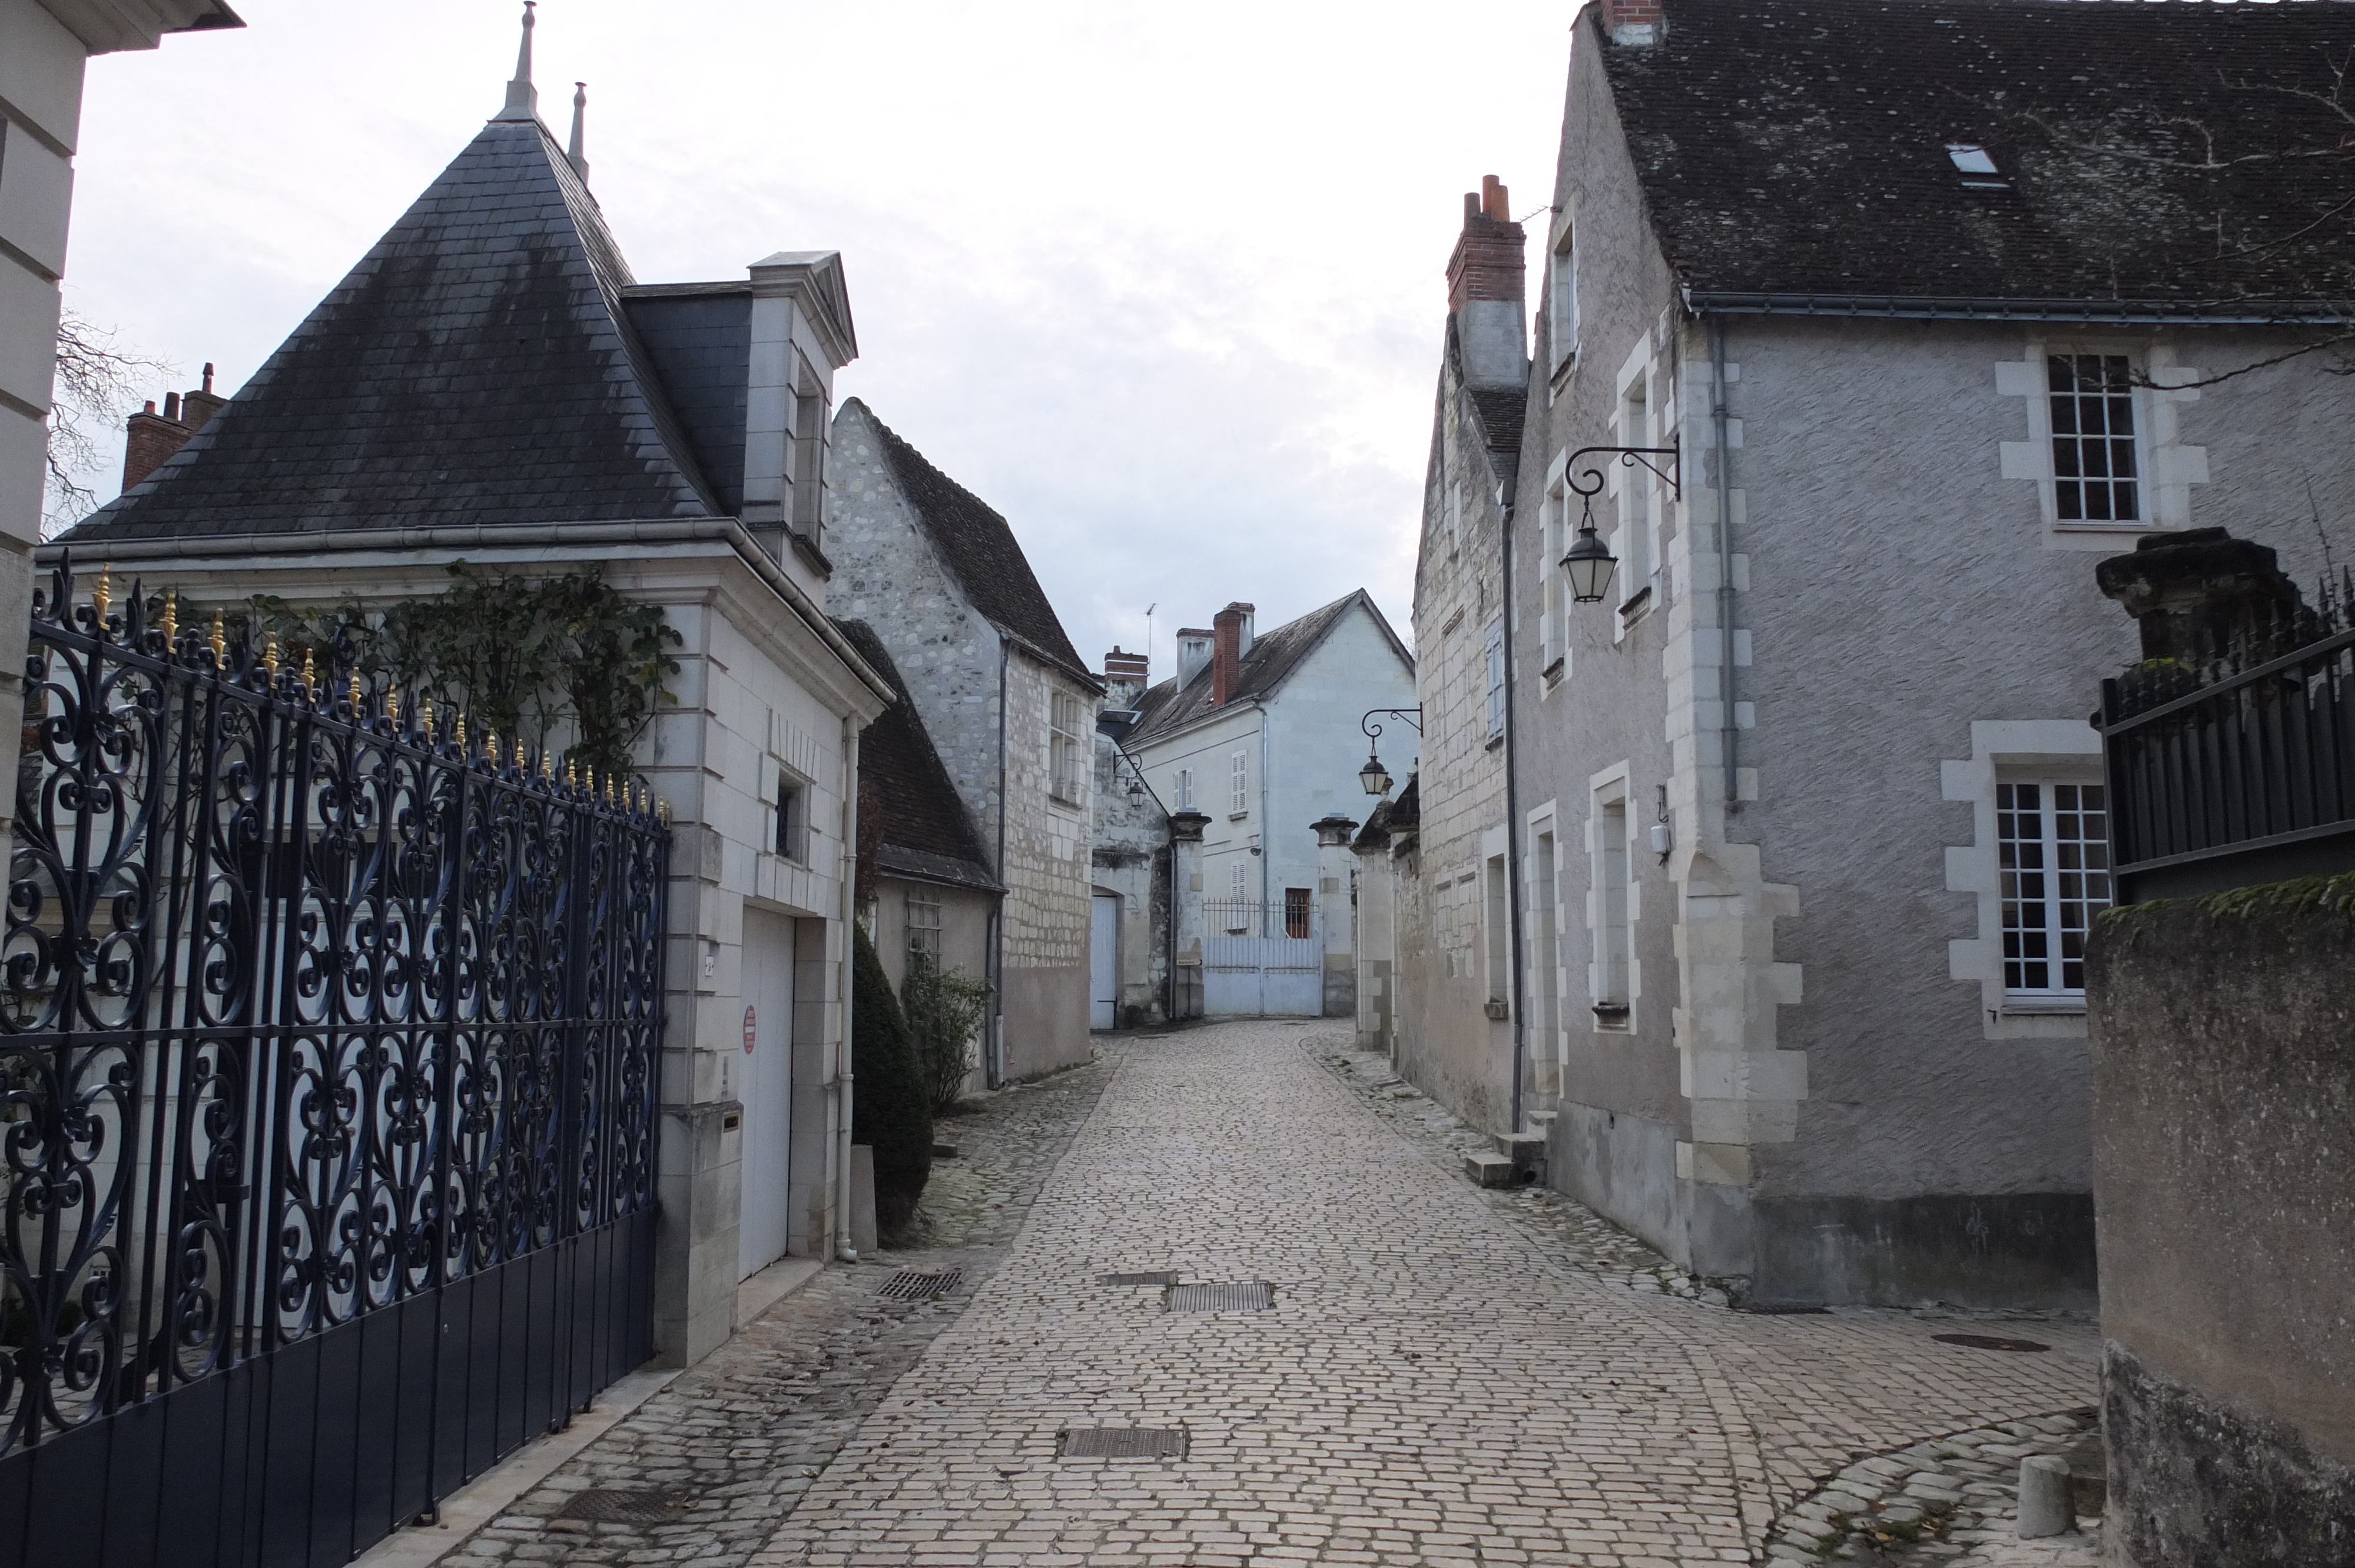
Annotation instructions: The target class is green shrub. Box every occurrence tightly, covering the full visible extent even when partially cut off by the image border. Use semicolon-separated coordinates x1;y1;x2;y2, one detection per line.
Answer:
902;955;993;1113
851;923;933;1234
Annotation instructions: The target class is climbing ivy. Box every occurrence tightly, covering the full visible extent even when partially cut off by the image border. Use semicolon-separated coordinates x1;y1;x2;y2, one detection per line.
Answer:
245;562;682;782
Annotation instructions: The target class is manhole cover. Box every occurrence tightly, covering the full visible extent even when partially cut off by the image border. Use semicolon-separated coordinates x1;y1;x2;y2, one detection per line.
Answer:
556;1488;697;1523
1100;1270;1182;1286
1163;1281;1274;1313
1057;1426;1189;1459
1932;1333;2050;1353
877;1268;963;1301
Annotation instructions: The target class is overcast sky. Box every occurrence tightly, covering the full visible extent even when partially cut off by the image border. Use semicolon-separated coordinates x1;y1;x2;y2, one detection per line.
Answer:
63;1;1577;675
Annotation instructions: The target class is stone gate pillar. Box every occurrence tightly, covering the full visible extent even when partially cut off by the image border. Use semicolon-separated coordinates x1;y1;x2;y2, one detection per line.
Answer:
1314;815;1359;1018
1169;809;1209;1020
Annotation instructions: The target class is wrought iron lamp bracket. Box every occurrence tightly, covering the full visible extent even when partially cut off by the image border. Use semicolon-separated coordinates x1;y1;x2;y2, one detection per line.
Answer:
1564;443;1680;504
1361;707;1424;742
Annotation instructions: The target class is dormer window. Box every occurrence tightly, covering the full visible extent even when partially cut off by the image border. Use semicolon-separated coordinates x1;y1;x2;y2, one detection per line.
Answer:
1946;143;2009;191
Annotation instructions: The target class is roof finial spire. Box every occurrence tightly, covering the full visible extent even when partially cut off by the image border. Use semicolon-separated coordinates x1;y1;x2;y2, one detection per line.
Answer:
568;82;591;184
497;1;538;122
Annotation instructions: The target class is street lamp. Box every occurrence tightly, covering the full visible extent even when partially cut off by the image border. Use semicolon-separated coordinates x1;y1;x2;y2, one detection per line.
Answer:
1358;707;1422;798
1558;443;1680;607
1561;522;1618;604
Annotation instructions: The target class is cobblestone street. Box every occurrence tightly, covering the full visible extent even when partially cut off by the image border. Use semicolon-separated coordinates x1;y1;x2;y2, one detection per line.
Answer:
426;1022;2099;1568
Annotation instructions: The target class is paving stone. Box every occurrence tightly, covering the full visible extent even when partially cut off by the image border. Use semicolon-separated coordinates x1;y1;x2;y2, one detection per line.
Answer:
397;1025;2100;1568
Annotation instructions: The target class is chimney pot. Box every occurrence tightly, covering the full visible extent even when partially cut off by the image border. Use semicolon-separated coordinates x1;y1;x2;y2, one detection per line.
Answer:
201;363;214;394
164;392;182;422
1600;0;1667;45
142;401;157;415
1481;175;1509;220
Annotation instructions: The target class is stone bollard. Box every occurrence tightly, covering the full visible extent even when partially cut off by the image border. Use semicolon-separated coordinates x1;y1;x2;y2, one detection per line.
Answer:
2018;1454;2075;1538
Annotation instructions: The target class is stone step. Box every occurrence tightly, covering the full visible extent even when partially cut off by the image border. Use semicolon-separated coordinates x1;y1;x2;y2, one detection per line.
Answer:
1494;1130;1546;1160
1464;1152;1517;1188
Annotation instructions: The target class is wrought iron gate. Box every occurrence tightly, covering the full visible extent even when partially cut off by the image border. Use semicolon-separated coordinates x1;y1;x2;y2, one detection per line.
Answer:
0;563;669;1568
1201;897;1322;1017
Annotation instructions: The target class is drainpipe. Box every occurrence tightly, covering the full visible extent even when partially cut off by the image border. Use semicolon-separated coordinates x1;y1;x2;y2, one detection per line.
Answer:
1259;706;1272;936
1500;485;1528;1137
835;713;860;1262
988;634;1010;1085
1711;317;1740;809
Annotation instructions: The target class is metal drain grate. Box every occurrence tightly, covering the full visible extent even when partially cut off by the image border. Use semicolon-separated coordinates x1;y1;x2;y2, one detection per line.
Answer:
1932;1333;2050;1353
877;1267;963;1301
556;1488;698;1523
1057;1426;1189;1459
1100;1270;1182;1286
1163;1281;1275;1313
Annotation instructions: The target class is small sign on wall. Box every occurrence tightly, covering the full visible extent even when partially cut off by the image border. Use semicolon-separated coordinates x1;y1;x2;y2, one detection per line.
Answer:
744;1005;757;1054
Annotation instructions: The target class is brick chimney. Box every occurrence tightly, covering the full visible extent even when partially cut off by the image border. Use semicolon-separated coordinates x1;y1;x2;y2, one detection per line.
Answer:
121;363;227;493
1176;627;1215;689
1210;602;1255;707
1445;178;1527;389
1600;0;1665;45
1102;646;1149;708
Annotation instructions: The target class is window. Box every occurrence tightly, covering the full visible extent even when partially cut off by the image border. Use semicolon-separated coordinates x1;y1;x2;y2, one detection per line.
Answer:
1226;859;1251;929
2049;355;2140;524
1175;767;1194;810
1945;142;2009;191
1484;619;1506;740
1229;749;1250;815
1532;829;1561;1052
1050;689;1084;803
1549;225;1579;373
1998;780;2111;995
906;892;942;963
1540;479;1570;678
775;773;807;861
791;352;831;542
1618;378;1654;606
1284;887;1311;939
1483;856;1510;1006
1594;792;1630;1026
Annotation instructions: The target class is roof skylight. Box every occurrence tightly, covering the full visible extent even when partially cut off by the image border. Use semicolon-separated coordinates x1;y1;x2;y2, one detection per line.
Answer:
1945;142;2010;190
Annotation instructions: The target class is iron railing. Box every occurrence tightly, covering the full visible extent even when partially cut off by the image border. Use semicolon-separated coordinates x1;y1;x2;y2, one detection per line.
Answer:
0;559;668;1565
2099;576;2355;899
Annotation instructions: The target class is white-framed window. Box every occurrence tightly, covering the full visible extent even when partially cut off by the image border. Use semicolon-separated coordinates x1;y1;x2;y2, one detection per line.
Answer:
1484;618;1506;741
2048;354;2140;524
1997;779;2111;997
1618;377;1654;608
1229;749;1249;815
1590;773;1633;1030
1483;855;1510;1008
1548;222;1579;374
1049;689;1084;804
1228;858;1250;908
775;771;808;862
1175;767;1194;810
906;891;942;964
1540;474;1570;680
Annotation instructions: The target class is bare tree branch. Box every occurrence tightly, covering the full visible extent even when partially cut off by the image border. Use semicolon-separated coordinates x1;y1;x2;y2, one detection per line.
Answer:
44;309;173;537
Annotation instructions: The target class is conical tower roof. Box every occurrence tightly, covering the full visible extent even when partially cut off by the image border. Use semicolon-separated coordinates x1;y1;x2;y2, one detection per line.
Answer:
65;114;719;543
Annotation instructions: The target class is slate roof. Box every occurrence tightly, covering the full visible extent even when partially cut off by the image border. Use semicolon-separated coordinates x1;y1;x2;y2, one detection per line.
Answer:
1127;590;1414;746
60;115;720;543
844;400;1094;684
1604;0;2355;314
835;619;1000;893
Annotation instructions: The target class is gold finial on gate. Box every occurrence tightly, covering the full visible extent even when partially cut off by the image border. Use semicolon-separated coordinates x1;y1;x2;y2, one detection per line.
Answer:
656;796;671;826
301;647;316;693
92;564;112;621
160;590;178;645
420;693;433;735
208;612;226;664
386;689;400;725
348;672;362;713
455;712;467;750
484;727;498;762
540;750;553;780
565;756;578;788
264;636;280;677
582;765;595;797
512;738;525;770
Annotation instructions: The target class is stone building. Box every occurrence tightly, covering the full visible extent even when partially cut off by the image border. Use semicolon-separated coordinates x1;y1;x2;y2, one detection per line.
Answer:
0;0;240;836
51;26;893;1364
1444;0;2355;1308
1091;647;1172;1029
828;400;1100;1082
1389;177;1532;1134
1122;592;1417;1018
835;619;997;1096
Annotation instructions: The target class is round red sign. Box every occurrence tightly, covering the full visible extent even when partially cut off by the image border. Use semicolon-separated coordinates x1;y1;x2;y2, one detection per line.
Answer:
742;1005;757;1054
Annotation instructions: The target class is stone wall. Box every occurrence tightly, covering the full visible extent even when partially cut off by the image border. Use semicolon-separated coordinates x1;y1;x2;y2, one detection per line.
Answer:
2086;878;2355;1567
1093;729;1170;1026
999;652;1093;1077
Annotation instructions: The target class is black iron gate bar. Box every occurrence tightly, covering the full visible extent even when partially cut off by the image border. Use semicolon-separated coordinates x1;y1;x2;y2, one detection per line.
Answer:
0;559;667;1502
